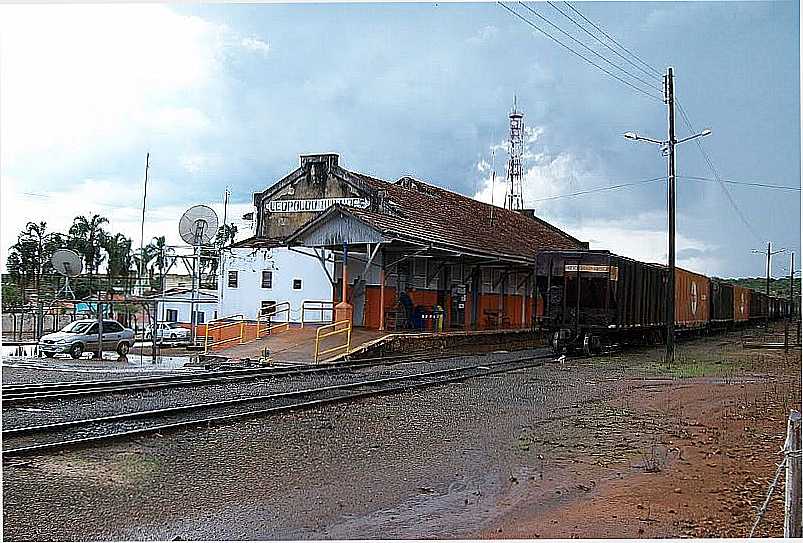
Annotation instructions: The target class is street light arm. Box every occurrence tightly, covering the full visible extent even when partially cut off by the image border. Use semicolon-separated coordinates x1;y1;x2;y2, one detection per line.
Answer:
623;132;665;145
675;128;712;145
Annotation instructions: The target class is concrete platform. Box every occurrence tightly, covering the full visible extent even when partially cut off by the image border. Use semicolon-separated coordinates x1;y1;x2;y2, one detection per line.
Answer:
217;324;388;364
215;324;542;364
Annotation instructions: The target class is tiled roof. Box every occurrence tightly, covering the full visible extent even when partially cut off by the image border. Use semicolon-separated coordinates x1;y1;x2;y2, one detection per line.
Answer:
326;172;586;262
228;236;284;249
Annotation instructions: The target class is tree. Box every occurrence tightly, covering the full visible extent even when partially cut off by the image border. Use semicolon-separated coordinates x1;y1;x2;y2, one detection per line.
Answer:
2;282;23;311
69;214;108;294
101;232;134;293
6;222;64;303
203;224;239;283
215;224;238;247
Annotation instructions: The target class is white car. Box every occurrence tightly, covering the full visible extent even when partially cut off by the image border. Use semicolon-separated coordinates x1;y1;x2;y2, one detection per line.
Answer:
144;322;192;343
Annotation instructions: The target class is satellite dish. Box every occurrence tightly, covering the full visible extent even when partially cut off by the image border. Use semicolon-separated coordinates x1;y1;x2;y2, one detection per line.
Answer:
51;249;83;277
179;205;219;246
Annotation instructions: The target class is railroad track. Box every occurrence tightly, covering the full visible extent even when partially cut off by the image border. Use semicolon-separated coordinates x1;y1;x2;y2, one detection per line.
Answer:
2;350;545;404
2;355;549;458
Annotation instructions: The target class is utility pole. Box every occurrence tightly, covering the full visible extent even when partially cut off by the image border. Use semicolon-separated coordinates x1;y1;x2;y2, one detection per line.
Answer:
624;67;711;363
786;252;794;352
752;242;785;328
138;153;150;296
665;67;676;363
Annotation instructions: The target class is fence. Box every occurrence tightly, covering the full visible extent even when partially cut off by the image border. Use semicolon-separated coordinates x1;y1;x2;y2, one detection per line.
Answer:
257;301;291;338
203;314;246;353
314;319;352;364
749;410;801;537
301;300;335;327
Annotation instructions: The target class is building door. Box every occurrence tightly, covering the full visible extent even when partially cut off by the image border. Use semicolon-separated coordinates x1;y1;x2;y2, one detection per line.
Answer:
351;277;366;327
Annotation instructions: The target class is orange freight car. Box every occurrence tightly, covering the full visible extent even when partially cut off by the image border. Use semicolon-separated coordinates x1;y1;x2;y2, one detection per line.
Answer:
732;285;751;322
675;268;710;328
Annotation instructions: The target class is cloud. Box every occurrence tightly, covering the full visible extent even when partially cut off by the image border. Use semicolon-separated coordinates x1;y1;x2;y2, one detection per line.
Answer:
0;4;269;171
468;25;498;44
240;36;271;57
471;124;724;275
1;177;254;272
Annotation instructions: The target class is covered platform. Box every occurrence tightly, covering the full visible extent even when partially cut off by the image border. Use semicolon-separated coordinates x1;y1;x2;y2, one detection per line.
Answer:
283;173;587;333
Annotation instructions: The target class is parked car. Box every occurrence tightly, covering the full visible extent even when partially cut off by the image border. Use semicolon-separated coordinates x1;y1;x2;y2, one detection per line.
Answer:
39;319;135;359
144;322;191;343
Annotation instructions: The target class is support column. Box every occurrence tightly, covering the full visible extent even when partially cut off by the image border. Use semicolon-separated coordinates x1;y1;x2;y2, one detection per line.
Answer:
335;244;353;324
379;252;386;331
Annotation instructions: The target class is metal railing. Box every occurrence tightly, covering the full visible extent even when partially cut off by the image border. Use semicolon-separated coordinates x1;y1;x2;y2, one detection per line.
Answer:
301;300;335;327
257;301;291;338
314;319;352;364
203;314;246;354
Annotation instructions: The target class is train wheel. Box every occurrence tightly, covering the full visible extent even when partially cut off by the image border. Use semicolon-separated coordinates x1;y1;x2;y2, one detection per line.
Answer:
582;333;601;356
551;332;564;355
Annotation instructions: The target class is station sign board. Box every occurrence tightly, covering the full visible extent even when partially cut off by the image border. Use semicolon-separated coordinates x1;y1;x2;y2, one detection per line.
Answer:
564;264;619;281
268;197;370;213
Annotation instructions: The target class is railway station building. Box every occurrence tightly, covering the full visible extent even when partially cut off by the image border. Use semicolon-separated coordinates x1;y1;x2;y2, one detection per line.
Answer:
219;153;587;332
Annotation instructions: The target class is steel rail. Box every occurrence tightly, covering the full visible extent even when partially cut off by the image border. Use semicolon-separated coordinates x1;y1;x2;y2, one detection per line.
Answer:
3;350;548;403
2;355;549;458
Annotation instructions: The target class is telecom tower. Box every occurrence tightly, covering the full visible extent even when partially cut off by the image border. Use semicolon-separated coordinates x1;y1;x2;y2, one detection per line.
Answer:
505;98;525;211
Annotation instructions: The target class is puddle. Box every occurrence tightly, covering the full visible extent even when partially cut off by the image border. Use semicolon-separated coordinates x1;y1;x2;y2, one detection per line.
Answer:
2;352;201;374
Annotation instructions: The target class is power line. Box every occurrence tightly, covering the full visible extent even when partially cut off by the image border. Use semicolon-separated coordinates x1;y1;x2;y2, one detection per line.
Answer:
517;2;661;92
497;2;663;103
678;175;801;191
563;1;663;78
546;1;660;81
530;175;666;203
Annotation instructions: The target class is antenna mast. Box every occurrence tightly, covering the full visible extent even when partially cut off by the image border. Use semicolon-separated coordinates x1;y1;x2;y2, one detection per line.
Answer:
505;96;525;211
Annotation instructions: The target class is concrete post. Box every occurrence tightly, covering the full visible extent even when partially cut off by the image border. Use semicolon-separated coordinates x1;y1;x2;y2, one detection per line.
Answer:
785;410;802;538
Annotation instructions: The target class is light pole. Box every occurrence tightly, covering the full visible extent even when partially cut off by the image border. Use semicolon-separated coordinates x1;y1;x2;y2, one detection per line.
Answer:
624;67;712;364
752;242;786;328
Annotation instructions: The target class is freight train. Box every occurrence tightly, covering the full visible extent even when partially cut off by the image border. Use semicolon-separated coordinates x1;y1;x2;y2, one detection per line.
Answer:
534;249;793;355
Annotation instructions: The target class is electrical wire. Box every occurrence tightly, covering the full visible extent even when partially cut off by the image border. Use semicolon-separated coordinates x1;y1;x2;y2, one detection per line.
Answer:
563;1;663;78
517;2;661;92
530;175;666;203
675;100;764;241
677;175;801;191
497;2;663;103
546;1;661;82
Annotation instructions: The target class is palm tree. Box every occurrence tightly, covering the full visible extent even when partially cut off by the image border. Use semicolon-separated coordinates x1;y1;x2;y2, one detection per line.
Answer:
69;214;108;295
7;222;65;303
101;232;133;294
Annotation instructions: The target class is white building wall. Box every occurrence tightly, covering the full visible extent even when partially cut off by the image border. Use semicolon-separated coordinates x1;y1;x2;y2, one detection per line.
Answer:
219;247;334;323
158;295;218;324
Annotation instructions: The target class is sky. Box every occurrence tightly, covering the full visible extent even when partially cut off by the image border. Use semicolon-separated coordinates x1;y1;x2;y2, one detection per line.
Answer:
1;1;800;278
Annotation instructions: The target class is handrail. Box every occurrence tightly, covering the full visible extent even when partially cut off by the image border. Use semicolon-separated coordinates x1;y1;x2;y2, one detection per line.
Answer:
301;300;335;328
203;314;246;353
257;301;291;338
314;319;352;364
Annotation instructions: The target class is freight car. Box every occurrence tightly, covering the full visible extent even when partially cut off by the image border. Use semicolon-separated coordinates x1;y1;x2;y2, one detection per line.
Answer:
534;249;786;354
733;285;751;323
709;279;734;329
535;250;706;354
749;290;769;321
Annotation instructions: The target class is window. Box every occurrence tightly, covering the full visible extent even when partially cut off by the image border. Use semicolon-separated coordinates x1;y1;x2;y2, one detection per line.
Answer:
102;321;123;333
166;309;178;322
195;311;205;324
261;270;273;289
413;258;426;278
292;279;303;290
87;323;99;334
228;270;239;288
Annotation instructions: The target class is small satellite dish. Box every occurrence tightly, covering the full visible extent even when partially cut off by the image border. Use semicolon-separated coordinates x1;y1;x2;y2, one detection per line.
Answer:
51;249;83;277
179;205;219;246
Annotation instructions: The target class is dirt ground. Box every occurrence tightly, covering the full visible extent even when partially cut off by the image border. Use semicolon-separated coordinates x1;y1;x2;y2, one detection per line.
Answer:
2;324;800;540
